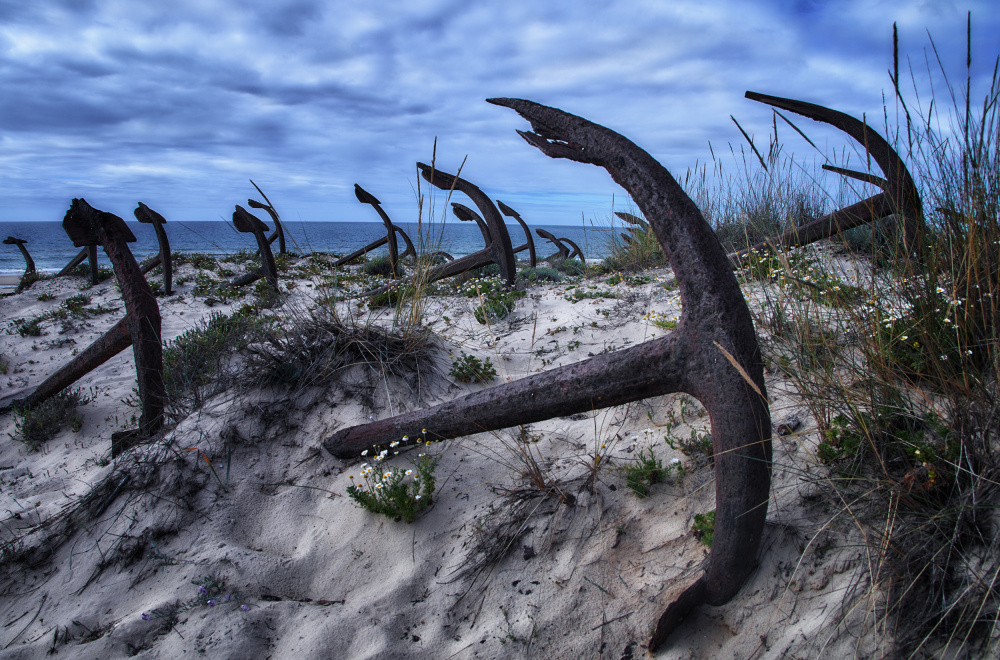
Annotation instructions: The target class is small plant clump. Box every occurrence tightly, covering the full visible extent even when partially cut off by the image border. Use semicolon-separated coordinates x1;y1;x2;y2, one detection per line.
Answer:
11;388;92;450
450;353;498;383
692;510;715;548
620;446;684;496
474;290;525;325
346;444;438;523
518;267;563;284
363;255;402;277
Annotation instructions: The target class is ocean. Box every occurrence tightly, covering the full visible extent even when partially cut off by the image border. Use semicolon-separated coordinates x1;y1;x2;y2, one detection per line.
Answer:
0;220;614;276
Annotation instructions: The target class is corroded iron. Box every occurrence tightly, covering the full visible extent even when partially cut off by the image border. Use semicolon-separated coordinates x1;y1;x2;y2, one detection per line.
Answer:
16;199;165;437
331;184;416;268
134;202;173;295
354;184;402;277
496;200;537;268
451;203;492;246
249;179;287;255
3;237;35;275
362;166;518;297
615;211;650;233
417;163;516;287
727;191;896;267
57;244;99;284
230;205;279;291
331;223;416;268
560;236;585;262
745;91;926;263
534;228;570;260
324;99;772;650
615;210;650;245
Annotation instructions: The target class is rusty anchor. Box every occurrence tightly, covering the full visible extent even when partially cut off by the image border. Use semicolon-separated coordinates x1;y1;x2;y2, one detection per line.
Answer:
57;239;100;284
614;211;651;245
331;185;417;269
451;203;492;246
248;180;287;256
738;91;927;265
12;199;165;441
362;165;518;297
229;205;280;291
323;99;771;650
534;228;585;263
134;202;173;295
496;200;537;268
4;237;36;275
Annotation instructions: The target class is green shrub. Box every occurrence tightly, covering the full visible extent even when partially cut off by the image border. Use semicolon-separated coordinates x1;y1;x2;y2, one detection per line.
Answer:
347;451;437;523
162;310;264;413
11;388;92;450
449;353;497;383
473;290;525;324
518;267;563;283
363;255;401;277
692;511;715;548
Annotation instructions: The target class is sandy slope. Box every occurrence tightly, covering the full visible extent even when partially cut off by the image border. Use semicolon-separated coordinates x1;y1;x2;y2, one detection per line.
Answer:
0;253;884;659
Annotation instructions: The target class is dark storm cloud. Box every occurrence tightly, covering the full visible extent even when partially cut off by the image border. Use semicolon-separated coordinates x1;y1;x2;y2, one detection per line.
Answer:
0;0;997;227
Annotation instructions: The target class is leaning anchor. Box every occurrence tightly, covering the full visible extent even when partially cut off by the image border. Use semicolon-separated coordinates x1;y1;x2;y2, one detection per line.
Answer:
322;98;772;651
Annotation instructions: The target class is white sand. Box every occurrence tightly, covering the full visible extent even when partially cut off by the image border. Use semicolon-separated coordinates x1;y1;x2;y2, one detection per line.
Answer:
0;252;882;659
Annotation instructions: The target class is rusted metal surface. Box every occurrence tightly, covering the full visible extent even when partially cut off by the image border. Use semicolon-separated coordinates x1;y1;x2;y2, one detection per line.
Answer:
249;180;287;255
746;91;926;262
4;237;35;275
615;211;650;233
331;224;416;269
13;318;132;412
325;99;771;649
230;205;279;291
18;199;165;435
497;200;537;268
534;228;570;260
361;167;519;297
559;236;585;262
417;163;516;287
57;245;100;284
134;202;173;295
354;184;401;277
727;191;896;267
451;203;492;246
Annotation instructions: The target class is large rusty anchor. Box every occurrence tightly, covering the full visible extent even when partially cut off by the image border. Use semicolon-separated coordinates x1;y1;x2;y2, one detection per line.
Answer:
363;165;517;296
732;92;927;265
322;99;772;650
11;199;165;442
3;237;35;275
331;185;416;269
134;202;173;295
229;205;280;291
249;180;287;256
496;200;537;268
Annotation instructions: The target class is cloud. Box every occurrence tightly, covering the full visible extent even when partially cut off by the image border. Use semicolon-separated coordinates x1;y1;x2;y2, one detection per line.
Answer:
0;0;996;227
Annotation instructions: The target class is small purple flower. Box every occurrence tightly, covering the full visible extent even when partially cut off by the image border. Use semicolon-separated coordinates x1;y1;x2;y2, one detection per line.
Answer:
224;593;231;600
198;585;208;594
207;599;216;607
141;612;150;621
240;604;249;611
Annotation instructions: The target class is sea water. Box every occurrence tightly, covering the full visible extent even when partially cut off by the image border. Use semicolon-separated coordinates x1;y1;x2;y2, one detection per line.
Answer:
0;220;614;276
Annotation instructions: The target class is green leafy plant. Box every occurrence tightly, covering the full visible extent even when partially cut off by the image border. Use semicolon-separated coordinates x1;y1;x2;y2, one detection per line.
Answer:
346;449;437;523
692;511;715;548
474;290;525;324
11;388;92;450
450;353;497;383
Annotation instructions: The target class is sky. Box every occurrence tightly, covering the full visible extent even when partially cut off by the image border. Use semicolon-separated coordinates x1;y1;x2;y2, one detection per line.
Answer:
1;0;998;228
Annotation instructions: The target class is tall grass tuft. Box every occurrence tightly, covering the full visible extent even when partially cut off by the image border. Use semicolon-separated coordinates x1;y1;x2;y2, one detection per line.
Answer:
736;18;1000;656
